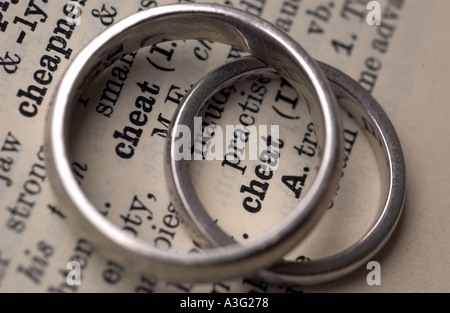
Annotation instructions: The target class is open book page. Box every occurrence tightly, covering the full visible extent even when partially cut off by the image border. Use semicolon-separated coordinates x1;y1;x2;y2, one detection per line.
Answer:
0;0;448;293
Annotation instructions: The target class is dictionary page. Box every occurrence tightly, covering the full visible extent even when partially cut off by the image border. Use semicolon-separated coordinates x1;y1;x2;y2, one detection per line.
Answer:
0;0;449;293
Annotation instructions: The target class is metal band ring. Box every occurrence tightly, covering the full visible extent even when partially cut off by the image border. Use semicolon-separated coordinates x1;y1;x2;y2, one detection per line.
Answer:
168;56;406;285
46;4;343;282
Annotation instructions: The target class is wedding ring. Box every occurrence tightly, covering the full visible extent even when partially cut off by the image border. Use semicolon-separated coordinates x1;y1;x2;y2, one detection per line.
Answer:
168;56;406;285
46;4;343;282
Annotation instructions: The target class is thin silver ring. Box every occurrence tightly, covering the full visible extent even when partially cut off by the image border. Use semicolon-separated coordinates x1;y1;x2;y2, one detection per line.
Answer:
169;56;406;285
46;4;343;282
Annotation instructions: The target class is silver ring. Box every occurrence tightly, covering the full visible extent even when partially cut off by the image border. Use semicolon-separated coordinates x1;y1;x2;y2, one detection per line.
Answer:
168;56;406;285
46;4;343;282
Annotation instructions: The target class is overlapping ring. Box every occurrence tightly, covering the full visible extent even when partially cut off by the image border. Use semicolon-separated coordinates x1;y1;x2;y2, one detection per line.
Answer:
45;3;404;284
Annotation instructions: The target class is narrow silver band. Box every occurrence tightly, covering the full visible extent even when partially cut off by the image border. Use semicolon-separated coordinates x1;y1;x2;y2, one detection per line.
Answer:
168;56;406;285
46;4;343;282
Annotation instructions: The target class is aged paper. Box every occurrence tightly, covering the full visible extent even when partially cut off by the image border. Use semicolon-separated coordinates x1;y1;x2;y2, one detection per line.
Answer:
0;0;449;293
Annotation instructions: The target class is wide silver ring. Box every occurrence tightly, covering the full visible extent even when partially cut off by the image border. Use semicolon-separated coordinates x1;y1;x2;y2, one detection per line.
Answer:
46;4;343;282
168;56;406;285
